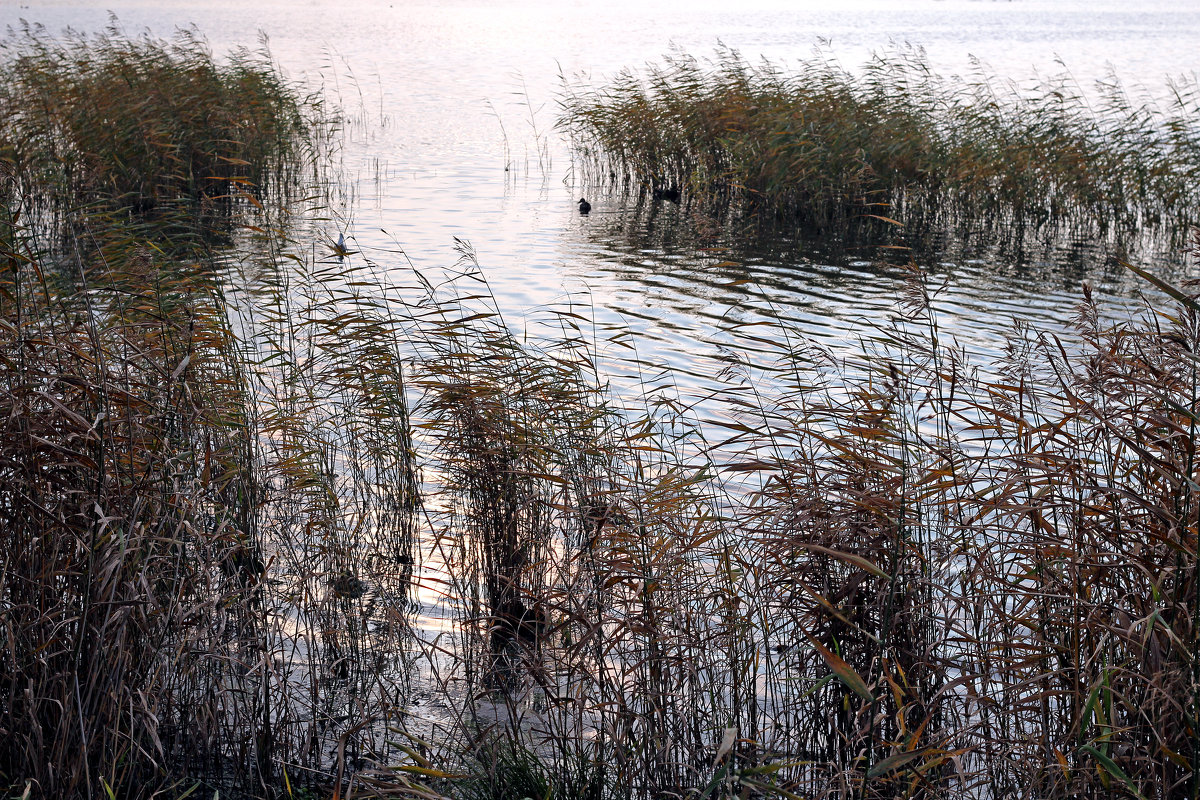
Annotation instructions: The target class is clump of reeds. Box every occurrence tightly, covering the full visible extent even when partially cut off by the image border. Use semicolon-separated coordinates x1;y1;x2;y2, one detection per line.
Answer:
410;242;620;702
0;214;266;797
0;28;422;800
0;23;310;250
392;234;1200;800
562;47;1200;235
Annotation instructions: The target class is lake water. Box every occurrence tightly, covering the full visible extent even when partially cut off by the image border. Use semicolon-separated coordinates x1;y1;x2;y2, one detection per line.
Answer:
3;0;1197;388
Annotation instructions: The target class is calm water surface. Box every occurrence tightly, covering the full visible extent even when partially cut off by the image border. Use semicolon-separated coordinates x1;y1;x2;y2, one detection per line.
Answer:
3;0;1198;393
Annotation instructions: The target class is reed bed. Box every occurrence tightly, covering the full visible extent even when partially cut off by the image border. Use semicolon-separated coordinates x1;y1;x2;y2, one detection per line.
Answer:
0;28;420;799
5;25;1200;800
561;48;1200;235
400;242;1200;800
0;22;310;253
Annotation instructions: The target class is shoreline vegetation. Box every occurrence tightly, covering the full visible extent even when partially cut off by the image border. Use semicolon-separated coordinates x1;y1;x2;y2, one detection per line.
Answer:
562;48;1200;240
2;29;1200;800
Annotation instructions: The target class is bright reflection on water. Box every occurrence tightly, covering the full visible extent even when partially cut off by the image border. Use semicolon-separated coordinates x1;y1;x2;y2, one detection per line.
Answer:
3;0;1196;386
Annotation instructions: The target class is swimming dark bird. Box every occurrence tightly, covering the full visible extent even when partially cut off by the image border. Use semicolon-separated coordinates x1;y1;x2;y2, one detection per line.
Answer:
652;185;681;204
577;197;591;214
330;570;367;599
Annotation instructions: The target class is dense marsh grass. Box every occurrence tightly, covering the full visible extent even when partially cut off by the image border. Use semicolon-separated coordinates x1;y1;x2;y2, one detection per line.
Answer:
0;28;420;799
561;49;1200;236
403;243;1200;800
0;22;310;252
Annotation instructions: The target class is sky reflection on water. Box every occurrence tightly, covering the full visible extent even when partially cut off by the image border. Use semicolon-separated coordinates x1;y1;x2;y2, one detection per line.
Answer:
2;0;1196;397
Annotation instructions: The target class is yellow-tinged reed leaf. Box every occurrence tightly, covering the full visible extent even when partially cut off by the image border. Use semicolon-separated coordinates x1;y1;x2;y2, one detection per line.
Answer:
810;639;873;701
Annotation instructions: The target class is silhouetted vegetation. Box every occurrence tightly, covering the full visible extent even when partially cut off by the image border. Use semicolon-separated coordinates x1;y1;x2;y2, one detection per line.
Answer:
0;27;418;799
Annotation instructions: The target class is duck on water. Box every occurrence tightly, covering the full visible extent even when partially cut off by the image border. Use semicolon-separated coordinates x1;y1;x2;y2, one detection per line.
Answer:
577;197;591;214
652;185;681;203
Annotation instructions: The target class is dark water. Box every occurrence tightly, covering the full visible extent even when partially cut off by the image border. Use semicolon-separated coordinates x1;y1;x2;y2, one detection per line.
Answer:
3;0;1196;390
